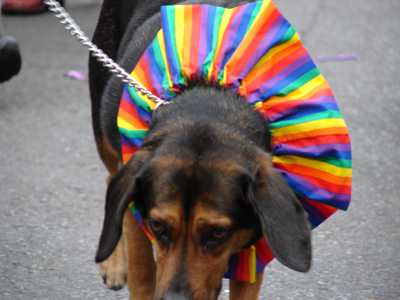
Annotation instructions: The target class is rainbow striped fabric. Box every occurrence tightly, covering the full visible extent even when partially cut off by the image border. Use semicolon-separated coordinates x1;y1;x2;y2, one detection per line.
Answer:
118;0;352;283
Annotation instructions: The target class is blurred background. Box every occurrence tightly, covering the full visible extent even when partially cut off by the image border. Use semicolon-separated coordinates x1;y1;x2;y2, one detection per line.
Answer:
0;0;399;299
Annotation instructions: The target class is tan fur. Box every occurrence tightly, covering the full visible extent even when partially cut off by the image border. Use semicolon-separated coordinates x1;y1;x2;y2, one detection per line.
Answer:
146;202;257;299
124;209;157;300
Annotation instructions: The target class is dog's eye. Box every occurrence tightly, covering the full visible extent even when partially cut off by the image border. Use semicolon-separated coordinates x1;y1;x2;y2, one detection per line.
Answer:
149;220;169;243
150;220;164;234
212;227;229;240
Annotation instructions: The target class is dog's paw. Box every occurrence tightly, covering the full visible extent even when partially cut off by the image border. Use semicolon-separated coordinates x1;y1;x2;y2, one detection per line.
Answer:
99;237;127;290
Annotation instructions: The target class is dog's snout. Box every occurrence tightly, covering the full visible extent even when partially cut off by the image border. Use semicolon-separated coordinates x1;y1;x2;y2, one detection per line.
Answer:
160;291;193;300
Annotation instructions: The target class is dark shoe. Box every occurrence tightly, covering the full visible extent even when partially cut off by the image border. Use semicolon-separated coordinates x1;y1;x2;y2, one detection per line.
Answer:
0;35;22;83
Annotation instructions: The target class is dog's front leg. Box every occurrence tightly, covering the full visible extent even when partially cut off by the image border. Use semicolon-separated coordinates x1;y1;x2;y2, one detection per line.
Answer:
229;269;264;300
123;208;157;300
99;235;127;290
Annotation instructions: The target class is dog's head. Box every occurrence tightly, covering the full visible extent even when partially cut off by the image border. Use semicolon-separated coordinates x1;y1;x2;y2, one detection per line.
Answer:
95;128;311;300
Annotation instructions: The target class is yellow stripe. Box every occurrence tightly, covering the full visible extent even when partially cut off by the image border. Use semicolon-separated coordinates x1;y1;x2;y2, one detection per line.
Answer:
273;155;352;177
272;118;346;137
207;8;234;77
249;245;256;283
251;0;271;26
252;33;300;71
270;74;326;101
117;117;139;131
175;5;185;64
157;30;174;89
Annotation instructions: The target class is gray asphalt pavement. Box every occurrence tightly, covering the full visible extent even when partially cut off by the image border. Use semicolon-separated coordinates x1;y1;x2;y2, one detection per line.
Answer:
0;0;399;299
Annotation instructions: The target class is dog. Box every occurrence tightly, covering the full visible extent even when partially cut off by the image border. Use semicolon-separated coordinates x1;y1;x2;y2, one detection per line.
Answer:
88;1;312;299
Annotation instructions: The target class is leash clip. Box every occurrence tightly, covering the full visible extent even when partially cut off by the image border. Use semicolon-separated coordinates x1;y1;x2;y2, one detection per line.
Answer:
154;99;173;112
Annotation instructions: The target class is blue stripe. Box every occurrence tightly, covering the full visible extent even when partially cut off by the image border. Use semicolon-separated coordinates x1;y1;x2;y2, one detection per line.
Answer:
206;6;216;56
283;174;350;210
280;103;340;121
221;3;257;67
261;19;292;57
274;149;352;159
160;6;180;87
255;60;316;102
148;43;165;92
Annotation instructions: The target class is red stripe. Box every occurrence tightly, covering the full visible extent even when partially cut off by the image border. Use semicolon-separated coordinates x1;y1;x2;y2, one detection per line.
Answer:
300;195;338;218
278;163;352;194
255;238;274;264
236;250;245;282
189;5;202;77
136;56;159;96
121;145;138;155
282;135;351;148
246;47;308;93
267;88;334;117
209;7;242;82
228;8;281;80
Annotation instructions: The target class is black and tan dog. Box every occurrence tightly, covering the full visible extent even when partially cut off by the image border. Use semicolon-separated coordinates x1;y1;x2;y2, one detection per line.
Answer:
89;1;311;299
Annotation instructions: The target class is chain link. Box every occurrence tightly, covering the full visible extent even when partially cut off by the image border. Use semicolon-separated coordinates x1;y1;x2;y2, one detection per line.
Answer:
44;0;169;107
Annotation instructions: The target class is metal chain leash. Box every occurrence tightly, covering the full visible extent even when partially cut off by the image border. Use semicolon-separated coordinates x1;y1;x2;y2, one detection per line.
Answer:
43;0;170;109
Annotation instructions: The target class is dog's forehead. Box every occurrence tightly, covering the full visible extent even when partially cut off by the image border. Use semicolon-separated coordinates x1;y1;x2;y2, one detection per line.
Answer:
147;153;247;217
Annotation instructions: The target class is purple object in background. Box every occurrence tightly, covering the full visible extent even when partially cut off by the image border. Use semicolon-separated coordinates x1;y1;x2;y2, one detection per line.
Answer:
65;70;86;80
317;54;358;62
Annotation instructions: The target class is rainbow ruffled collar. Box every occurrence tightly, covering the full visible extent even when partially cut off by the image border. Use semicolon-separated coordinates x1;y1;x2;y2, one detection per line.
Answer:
118;0;352;283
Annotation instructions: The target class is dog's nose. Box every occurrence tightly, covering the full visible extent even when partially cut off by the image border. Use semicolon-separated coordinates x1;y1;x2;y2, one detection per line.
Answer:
160;291;193;300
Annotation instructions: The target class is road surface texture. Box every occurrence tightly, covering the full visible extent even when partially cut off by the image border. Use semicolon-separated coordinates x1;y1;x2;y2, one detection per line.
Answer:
0;0;399;299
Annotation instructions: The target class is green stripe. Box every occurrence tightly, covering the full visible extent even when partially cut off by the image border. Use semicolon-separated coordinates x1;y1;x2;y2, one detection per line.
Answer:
312;157;352;169
120;127;148;139
203;6;225;79
128;87;152;113
270;110;343;129
278;25;296;45
152;37;169;93
277;67;320;97
245;1;262;35
167;7;180;69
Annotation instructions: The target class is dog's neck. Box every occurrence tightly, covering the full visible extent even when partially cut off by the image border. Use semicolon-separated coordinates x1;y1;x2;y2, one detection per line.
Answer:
141;84;271;153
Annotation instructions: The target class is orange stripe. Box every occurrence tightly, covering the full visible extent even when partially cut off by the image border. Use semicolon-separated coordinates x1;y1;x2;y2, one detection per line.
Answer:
122;153;134;163
118;108;148;130
245;45;307;94
271;127;349;145
274;162;352;186
264;82;331;110
241;39;302;93
134;61;152;90
181;5;193;78
225;3;277;82
264;87;333;116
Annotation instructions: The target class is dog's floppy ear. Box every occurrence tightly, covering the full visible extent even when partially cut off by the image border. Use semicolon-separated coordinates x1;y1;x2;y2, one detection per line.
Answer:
245;153;312;272
95;150;152;263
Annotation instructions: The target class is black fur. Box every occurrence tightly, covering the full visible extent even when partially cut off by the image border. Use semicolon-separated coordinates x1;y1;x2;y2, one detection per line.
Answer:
93;0;312;278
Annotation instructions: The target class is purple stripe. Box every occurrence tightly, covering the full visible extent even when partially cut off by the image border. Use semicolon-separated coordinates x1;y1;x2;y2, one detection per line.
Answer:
296;195;327;224
217;5;247;70
225;253;239;279
285;172;351;202
198;6;209;77
120;134;132;147
230;14;286;91
143;50;164;97
247;53;311;102
268;95;336;122
256;255;267;271
121;90;134;106
273;142;351;154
